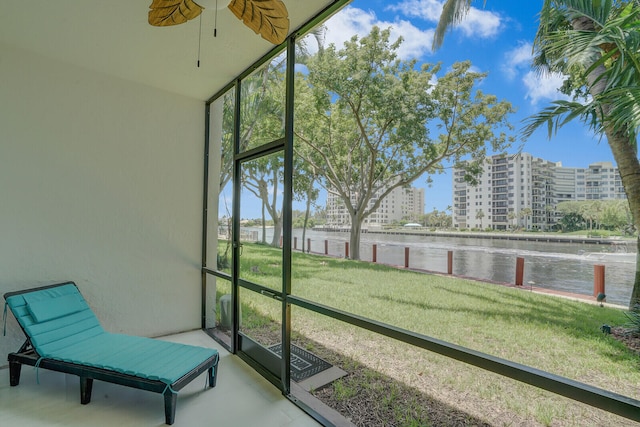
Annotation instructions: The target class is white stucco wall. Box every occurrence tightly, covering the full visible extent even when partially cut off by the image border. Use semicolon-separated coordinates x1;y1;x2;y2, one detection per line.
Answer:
0;43;206;361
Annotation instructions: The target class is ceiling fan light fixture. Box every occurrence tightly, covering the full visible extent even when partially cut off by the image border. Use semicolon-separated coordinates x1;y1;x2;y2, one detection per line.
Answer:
148;0;204;26
148;0;289;46
227;0;289;45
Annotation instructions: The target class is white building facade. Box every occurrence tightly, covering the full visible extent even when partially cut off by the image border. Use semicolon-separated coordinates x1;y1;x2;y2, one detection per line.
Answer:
453;154;625;231
326;184;425;227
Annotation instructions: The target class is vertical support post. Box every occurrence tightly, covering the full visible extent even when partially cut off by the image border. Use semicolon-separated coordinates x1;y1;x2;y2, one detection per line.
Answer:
231;78;242;354
372;244;377;263
405;247;410;268
201;102;212;330
307;238;311;253
447;250;453;275
345;242;349;258
280;236;283;248
324;239;328;255
515;257;525;286
594;265;605;297
280;36;297;395
294;237;297;250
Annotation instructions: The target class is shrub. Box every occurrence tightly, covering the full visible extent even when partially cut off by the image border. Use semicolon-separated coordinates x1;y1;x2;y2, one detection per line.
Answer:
624;304;640;334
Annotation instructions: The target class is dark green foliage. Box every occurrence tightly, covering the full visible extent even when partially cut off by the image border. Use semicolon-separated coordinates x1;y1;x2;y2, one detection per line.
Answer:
560;212;586;232
624;304;640;334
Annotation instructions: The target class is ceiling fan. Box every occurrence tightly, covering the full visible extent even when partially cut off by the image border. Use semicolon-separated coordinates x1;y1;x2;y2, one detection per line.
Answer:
148;0;290;45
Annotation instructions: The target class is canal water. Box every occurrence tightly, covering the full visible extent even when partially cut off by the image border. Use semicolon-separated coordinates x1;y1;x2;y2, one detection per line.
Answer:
249;228;636;306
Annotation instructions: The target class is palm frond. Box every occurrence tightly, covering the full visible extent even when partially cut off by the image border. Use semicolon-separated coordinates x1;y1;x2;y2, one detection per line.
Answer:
521;100;602;140
432;0;475;51
561;0;612;28
532;0;640;147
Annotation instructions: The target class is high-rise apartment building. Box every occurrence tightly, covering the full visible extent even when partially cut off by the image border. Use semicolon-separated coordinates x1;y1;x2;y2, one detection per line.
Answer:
326;184;425;227
453;154;625;230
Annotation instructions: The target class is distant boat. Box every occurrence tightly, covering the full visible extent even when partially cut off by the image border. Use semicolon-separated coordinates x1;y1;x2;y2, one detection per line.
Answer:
404;223;422;227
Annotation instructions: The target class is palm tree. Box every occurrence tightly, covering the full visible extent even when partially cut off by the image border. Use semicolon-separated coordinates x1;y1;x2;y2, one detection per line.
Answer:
526;1;640;307
520;208;532;230
435;0;640;307
507;211;518;230
475;209;485;229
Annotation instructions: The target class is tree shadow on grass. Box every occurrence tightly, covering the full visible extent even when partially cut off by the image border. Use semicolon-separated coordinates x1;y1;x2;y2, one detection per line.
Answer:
368;285;635;367
308;349;494;427
230;295;494;426
216;286;638;426
293;334;495;426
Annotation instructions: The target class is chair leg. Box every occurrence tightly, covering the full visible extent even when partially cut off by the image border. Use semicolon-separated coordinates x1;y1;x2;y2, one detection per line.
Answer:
209;356;219;388
208;366;216;388
80;377;93;404
9;361;22;386
164;388;177;425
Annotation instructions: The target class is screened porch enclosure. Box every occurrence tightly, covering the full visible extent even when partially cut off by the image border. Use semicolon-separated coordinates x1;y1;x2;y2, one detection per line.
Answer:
202;4;640;426
2;0;640;426
0;1;345;426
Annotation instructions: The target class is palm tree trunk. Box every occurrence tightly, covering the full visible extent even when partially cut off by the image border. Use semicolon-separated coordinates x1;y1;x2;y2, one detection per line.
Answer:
573;16;640;308
604;127;640;307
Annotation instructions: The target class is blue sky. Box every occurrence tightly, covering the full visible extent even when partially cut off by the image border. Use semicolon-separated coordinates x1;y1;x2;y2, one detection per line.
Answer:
237;1;619;219
314;0;617;212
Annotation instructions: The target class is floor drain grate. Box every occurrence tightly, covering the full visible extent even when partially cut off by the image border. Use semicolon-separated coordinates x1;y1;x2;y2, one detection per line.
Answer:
268;343;332;382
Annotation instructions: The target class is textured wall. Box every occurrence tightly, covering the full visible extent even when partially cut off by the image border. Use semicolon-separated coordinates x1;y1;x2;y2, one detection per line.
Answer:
0;43;206;362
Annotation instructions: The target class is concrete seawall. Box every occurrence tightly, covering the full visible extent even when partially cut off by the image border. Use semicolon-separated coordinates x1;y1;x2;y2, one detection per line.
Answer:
312;228;635;248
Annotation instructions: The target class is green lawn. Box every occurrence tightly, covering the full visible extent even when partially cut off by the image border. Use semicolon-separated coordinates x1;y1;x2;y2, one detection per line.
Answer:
219;241;639;426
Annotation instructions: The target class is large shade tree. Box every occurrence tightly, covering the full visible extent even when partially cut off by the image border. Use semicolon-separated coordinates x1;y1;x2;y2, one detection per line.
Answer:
295;27;514;260
435;0;640;308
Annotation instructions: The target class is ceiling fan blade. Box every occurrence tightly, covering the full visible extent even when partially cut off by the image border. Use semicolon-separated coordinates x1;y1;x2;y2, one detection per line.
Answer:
228;0;290;45
149;0;204;27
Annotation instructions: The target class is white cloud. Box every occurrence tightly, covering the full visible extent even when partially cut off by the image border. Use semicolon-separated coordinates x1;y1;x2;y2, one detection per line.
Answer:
322;6;434;59
501;42;568;105
390;0;502;40
502;42;533;81
522;71;569;105
388;0;443;21
457;7;502;39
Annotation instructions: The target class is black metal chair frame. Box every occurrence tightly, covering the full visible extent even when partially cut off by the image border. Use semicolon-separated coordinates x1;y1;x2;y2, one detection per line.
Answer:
5;284;219;425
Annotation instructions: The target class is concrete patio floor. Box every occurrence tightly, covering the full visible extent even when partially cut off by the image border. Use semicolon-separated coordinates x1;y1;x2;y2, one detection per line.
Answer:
0;330;321;427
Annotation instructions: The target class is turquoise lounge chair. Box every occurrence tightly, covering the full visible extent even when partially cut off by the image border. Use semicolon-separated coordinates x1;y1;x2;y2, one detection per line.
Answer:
4;282;219;425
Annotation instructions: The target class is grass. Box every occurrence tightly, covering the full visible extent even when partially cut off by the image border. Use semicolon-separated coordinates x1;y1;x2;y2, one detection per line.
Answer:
217;241;640;426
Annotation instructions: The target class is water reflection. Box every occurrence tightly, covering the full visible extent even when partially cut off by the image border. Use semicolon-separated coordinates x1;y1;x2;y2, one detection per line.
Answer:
248;228;635;306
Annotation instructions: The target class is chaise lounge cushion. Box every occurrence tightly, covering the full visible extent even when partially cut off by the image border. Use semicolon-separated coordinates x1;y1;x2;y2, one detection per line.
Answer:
5;283;218;385
24;293;87;323
48;333;218;385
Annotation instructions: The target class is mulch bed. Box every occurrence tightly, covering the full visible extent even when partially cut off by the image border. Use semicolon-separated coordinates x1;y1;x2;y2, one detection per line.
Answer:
243;324;640;426
611;326;640;356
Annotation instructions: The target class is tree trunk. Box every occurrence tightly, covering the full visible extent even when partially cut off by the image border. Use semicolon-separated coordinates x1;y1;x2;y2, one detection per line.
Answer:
349;213;362;260
271;216;282;248
633;237;640;308
261;202;267;244
573;14;640;308
604;127;640;307
302;194;312;252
